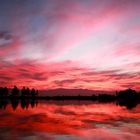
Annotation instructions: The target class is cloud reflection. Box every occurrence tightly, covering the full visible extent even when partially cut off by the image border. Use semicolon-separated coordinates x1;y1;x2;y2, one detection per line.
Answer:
0;102;140;140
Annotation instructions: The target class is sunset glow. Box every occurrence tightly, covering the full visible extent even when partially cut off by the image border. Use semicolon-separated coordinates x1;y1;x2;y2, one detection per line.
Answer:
0;0;140;91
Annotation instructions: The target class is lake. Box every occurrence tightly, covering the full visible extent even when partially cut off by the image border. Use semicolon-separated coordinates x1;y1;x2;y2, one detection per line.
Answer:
0;100;140;140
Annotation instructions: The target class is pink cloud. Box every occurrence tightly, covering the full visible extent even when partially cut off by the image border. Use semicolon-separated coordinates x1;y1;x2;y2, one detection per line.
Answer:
0;60;140;91
0;0;140;91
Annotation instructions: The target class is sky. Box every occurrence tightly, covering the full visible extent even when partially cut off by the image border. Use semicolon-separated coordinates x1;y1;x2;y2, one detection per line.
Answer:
0;0;140;91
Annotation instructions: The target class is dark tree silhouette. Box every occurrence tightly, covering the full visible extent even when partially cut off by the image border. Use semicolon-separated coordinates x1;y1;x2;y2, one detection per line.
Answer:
21;86;26;97
3;87;9;96
31;88;36;97
0;87;4;97
0;87;9;97
116;88;139;109
11;86;19;97
26;87;30;96
117;88;137;101
21;87;30;97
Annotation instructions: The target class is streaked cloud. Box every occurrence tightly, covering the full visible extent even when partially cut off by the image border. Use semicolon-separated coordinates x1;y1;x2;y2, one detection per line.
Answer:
0;0;140;91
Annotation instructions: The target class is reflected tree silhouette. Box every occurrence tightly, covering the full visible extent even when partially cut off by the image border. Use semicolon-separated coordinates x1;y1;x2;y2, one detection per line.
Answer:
11;99;19;110
0;99;8;110
0;99;38;110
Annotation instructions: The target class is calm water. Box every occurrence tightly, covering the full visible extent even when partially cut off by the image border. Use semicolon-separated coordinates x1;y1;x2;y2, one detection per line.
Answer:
0;100;140;140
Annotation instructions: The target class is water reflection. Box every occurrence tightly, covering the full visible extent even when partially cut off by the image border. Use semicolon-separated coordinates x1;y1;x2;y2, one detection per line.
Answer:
0;99;38;110
0;99;139;111
0;101;140;140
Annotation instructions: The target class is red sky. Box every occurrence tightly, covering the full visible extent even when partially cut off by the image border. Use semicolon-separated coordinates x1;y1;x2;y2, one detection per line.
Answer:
0;0;140;91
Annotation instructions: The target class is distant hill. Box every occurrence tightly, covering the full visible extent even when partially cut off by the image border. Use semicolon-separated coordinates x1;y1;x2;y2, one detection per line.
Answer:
39;88;114;96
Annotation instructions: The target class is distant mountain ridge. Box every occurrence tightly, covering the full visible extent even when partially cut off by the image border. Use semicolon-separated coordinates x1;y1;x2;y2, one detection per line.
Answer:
39;88;114;96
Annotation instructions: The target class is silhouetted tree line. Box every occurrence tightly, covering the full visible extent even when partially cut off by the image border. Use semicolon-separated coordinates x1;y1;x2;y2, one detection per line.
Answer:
0;87;140;109
0;86;38;98
116;88;140;109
